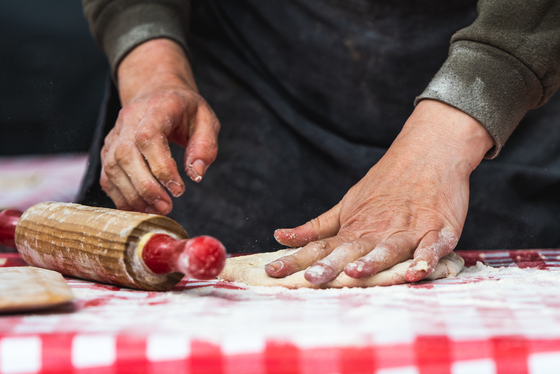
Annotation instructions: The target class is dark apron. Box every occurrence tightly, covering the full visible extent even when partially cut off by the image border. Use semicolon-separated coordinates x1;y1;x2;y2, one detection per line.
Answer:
78;0;560;252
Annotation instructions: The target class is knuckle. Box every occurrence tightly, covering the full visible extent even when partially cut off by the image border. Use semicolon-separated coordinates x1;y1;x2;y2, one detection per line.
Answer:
348;240;366;254
99;175;111;193
152;161;177;183
117;105;135;121
113;141;135;163
378;239;410;260
307;217;324;232
103;158;119;176
136;180;159;200
379;242;399;254
134;125;161;147
307;240;329;255
149;92;187;115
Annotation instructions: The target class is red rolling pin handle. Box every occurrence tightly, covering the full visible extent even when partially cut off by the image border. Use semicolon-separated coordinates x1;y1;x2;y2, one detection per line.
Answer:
0;209;23;247
142;234;226;280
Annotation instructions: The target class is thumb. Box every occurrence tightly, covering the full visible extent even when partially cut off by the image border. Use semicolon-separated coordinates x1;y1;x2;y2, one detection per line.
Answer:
275;203;341;247
184;102;220;182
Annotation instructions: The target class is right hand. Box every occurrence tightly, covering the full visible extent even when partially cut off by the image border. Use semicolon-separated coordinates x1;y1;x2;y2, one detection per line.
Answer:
100;39;220;215
267;100;493;285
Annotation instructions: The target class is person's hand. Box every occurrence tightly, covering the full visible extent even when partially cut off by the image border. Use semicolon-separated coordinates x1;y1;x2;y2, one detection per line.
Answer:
265;100;494;284
100;39;220;214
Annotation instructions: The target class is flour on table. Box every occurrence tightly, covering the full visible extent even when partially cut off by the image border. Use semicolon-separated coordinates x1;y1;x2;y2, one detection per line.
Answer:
218;249;464;289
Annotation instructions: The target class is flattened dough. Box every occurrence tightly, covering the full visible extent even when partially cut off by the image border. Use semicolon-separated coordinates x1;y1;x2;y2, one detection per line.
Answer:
219;250;464;289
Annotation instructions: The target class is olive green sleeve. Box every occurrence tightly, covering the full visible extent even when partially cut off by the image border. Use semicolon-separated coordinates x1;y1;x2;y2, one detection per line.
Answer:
416;0;560;157
82;0;190;79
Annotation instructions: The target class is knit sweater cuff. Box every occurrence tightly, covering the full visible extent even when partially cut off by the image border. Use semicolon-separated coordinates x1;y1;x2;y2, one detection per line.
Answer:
95;2;189;81
416;41;542;158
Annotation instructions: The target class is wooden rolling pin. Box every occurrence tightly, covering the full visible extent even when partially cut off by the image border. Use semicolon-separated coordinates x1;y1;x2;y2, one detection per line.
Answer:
0;202;226;291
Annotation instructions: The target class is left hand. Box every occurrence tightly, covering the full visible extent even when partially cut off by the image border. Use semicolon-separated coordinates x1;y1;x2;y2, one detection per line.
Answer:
265;100;494;284
99;39;220;215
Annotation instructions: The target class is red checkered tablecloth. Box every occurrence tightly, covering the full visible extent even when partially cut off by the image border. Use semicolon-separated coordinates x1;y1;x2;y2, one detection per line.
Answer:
0;154;88;211
1;250;560;374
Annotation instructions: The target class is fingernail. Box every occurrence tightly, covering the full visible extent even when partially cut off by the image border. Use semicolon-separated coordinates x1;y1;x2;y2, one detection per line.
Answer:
404;270;418;283
346;260;371;278
166;181;184;197
274;229;285;239
305;264;333;284
345;261;363;273
192;159;206;181
265;261;283;273
404;260;432;283
275;229;296;240
154;200;170;214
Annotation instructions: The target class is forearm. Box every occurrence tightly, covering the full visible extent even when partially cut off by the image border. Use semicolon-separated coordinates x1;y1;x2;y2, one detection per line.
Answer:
393;100;493;176
117;39;198;105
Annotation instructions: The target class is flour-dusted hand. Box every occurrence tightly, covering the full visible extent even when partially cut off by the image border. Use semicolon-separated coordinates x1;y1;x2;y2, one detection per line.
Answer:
100;39;220;214
266;100;494;284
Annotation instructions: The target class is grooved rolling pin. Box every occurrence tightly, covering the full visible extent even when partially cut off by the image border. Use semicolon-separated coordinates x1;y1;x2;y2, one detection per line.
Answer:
0;202;226;291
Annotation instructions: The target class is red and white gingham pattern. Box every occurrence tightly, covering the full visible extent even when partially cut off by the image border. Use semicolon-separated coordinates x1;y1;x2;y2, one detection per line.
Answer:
0;154;88;211
1;250;560;374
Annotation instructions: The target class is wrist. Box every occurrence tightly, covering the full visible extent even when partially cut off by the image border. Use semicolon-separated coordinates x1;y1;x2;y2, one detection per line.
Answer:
117;38;198;105
395;100;494;173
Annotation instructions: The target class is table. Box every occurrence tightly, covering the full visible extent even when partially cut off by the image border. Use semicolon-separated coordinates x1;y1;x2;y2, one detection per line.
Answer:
1;250;560;374
0;154;88;253
0;154;88;212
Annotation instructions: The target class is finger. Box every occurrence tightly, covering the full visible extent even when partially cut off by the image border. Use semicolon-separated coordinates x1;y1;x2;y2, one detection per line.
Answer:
102;156;151;213
102;131;115;159
184;102;220;182
99;168;134;211
304;236;378;284
404;227;459;283
344;234;416;278
264;236;347;278
134;108;185;197
102;129;145;210
100;129;133;210
274;204;341;247
101;127;119;165
112;138;173;215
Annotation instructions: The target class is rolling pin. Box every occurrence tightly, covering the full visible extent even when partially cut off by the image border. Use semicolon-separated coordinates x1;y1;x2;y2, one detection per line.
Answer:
0;202;226;291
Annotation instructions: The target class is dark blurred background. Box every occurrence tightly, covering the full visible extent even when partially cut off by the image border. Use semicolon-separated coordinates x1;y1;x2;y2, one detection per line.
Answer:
0;0;108;155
